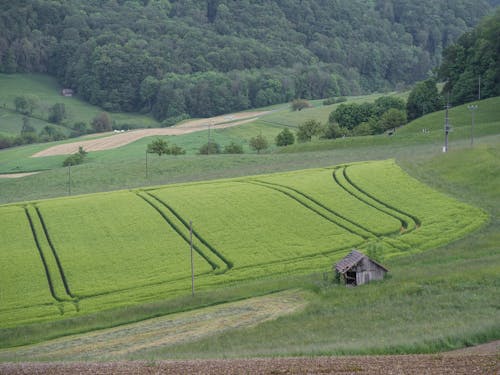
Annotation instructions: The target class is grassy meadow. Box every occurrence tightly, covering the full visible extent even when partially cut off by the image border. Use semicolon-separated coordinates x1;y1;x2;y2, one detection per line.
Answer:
0;73;160;137
0;157;492;349
0;76;498;359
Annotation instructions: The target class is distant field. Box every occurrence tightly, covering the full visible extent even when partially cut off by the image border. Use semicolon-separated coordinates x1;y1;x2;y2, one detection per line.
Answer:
0;73;160;137
0;160;486;331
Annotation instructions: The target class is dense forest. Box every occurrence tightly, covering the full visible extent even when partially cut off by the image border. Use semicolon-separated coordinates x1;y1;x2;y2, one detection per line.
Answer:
0;0;497;122
439;9;500;105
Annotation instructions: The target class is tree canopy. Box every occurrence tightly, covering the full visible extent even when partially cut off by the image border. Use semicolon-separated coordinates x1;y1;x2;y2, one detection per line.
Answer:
438;8;500;105
0;1;496;121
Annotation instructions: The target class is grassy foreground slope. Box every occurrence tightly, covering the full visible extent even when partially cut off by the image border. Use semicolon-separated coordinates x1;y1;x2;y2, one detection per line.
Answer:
128;142;500;359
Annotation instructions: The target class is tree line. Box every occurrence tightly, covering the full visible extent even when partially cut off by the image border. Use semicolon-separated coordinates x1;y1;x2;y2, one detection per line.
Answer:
0;0;495;123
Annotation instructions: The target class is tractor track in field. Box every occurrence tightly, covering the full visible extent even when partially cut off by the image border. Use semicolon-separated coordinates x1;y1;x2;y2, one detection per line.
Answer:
31;111;270;157
249;180;378;239
136;192;221;271
342;165;421;228
24;207;63;303
146;192;233;270
333;166;415;233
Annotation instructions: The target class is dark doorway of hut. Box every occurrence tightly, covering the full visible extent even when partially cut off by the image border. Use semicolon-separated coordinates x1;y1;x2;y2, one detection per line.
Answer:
345;271;357;286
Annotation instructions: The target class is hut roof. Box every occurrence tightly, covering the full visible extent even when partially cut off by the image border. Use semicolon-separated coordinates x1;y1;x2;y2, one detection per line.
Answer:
335;250;388;274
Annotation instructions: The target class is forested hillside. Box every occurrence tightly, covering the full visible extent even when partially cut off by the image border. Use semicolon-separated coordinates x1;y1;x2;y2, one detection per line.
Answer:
0;0;496;122
439;9;500;105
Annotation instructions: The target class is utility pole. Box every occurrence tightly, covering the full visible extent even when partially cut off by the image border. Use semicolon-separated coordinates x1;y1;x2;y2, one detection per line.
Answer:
468;104;478;146
207;122;211;155
478;76;481;100
68;165;72;195
443;101;451;153
190;220;194;297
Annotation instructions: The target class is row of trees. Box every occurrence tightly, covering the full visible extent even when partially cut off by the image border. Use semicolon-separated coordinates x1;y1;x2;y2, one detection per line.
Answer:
0;0;494;119
327;96;408;137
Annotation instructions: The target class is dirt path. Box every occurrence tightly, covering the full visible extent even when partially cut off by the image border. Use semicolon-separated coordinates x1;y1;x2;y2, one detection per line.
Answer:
32;111;269;157
0;172;40;179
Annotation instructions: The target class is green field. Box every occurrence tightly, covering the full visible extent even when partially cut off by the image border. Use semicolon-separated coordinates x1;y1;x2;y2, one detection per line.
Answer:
0;159;487;334
0;79;498;358
0;74;160;137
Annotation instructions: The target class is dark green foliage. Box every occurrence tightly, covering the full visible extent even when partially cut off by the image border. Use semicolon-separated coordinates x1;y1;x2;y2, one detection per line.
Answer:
48;103;66;124
0;1;494;118
14;96;29;114
91;112;112;133
291;99;311;111
439;9;500;104
249;134;269;154
275;128;295;146
377;109;407;132
297;119;324;142
323;122;350;139
39;125;66;142
406;79;444;121
323;97;347;105
21;117;35;135
223;142;244;154
147;138;169;156
373;96;406;116
62;147;87;167
198;141;221;155
169;144;186;156
147;138;185;156
329;103;374;130
328;95;408;135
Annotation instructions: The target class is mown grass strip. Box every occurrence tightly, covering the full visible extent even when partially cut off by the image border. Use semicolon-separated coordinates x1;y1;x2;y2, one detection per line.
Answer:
250;179;378;239
146;192;233;270
34;207;75;299
136;192;221;271
343;166;422;227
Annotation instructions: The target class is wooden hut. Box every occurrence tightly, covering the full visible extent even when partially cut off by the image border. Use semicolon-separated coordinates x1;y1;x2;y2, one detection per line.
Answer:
335;250;388;286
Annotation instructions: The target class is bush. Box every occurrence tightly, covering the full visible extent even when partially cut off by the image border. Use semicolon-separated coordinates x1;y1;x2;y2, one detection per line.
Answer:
297;119;324;142
323;96;347;105
275;128;295;146
161;114;190;127
92;112;113;132
198;141;221;155
322;122;350;139
147;138;169;156
169;143;186;155
223;142;244;154
48;103;67;124
62;147;87;167
249;134;269;154
291;99;311;111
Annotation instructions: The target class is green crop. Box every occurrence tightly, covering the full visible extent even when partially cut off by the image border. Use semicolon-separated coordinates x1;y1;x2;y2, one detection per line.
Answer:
0;161;487;328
